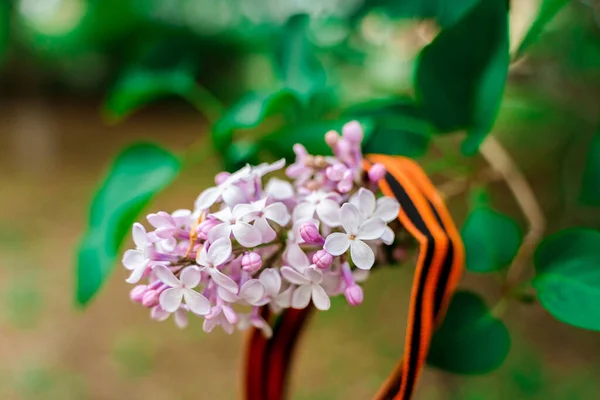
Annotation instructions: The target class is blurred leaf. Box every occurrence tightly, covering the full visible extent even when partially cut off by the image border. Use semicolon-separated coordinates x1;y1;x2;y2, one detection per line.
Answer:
3;273;43;330
275;14;326;102
224;141;260;172
533;228;600;331
213;90;302;152
76;143;180;306
468;186;491;208
461;206;522;272
415;0;509;155
428;291;511;373
348;98;434;158
516;0;567;57
261;118;375;160
0;2;9;64
104;62;198;121
112;332;156;378
579;123;600;205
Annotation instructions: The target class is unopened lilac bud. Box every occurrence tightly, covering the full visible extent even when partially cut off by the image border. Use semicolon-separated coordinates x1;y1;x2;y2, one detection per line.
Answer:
242;252;262;273
215;171;231;185
368;163;386;183
197;218;220;240
142;290;160;308
325;130;339;147
313;250;333;269
299;223;324;245
345;284;364;306
130;285;148;303
342;120;364;144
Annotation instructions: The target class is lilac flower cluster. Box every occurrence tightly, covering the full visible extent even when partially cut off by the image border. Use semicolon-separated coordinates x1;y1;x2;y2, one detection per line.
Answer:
123;121;399;337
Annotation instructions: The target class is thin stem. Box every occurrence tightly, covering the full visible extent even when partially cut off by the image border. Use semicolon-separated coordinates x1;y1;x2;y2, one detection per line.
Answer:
479;136;546;286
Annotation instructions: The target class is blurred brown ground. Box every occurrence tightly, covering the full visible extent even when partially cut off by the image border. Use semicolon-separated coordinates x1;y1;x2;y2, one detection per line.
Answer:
0;97;599;400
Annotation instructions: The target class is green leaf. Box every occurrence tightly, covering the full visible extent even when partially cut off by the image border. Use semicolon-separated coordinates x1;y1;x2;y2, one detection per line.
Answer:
428;291;511;374
261;118;375;161
516;0;567;57
275;14;326;102
579;123;600;206
104;62;198;122
213;90;302;152
461;206;522;272
76;143;181;306
533;228;600;331
415;0;509;155
347;98;434;158
0;2;9;65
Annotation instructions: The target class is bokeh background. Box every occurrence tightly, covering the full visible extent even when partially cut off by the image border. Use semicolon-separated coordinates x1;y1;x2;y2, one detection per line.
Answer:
1;0;600;399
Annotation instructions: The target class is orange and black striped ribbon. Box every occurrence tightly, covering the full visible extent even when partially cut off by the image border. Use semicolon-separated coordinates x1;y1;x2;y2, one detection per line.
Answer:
244;155;464;400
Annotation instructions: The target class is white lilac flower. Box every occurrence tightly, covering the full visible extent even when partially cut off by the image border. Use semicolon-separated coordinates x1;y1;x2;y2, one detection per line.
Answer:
241;198;291;243
123;223;152;284
154;265;211;315
217;279;266;306
196;237;238;293
237;310;273;338
324;203;386;270
349;188;400;245
281;266;331;311
255;268;293;313
284;243;311;271
208;205;262;247
293;190;342;227
147;209;192;239
195;165;252;210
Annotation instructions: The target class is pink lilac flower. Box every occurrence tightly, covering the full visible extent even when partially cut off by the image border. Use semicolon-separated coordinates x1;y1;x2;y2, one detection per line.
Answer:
154;265;211;315
242;198;291;243
152;305;189;328
203;302;238;334
281;266;331;311
265;177;295;200
293;191;341;227
255;268;293;313
237;308;273;338
217;279;265;306
323;203;386;270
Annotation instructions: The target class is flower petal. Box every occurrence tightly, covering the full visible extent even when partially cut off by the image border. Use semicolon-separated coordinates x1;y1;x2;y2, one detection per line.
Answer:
222;185;246;206
340;203;361;234
223;306;238;324
210;268;239;293
172;209;192;226
180;266;201;288
259;268;281;297
147;212;173;229
311;285;331;311
316;199;341;227
154;264;181;287
355;188;377;217
151;306;170;321
218;286;240;302
293;202;315;221
281;266;311;285
232;203;257;220
285;243;310;269
263;202;291;226
122;249;145;270
375;197;400;222
265;178;295;200
195;246;210;267
254;317;273;338
350;239;375;270
195;186;221;210
323;232;350;256
353;269;370;283
174;309;188;328
357;217;386;240
254;217;276;243
381;226;395;245
232;222;262;247
291;285;312;309
274;286;293;309
207;237;233;266
159;288;183;312
125;264;147;284
132;223;147;248
240;279;266;305
183;289;211;315
203;317;217;333
207;222;232;244
305;267;323;284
